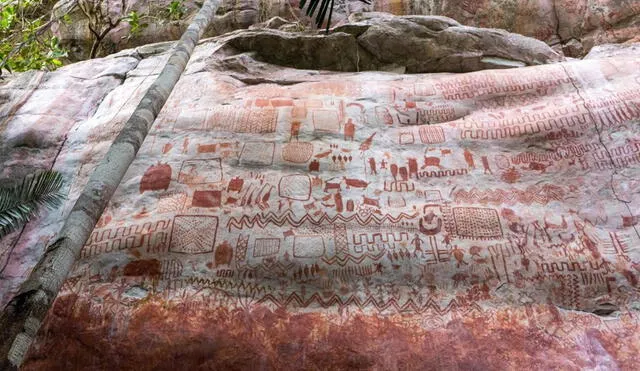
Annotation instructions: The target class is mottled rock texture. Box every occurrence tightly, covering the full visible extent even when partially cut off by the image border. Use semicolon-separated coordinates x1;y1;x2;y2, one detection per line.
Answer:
53;0;640;59
1;13;640;370
226;13;563;72
369;0;640;57
0;47;167;303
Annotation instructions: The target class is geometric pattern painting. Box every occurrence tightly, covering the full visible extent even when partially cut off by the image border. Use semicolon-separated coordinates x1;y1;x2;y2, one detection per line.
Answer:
278;174;311;200
452;207;503;239
169;215;218;254
205;106;277;133
418;125;446;144
253;238;281;257
239;142;275;166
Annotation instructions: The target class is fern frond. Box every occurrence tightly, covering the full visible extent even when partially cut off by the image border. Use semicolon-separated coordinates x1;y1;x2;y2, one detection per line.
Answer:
0;170;65;239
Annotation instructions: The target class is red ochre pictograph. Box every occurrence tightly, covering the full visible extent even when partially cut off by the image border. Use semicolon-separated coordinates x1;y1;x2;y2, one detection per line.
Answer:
18;52;640;369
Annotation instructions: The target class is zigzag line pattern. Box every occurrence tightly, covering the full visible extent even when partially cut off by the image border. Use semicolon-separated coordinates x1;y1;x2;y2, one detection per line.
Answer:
321;250;387;266
257;293;482;314
180;277;270;296
227;210;419;231
453;185;565;205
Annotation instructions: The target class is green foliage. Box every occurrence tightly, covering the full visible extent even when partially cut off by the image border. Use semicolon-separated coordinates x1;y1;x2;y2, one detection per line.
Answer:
123;0;187;41
0;5;17;30
0;170;65;239
61;13;71;25
0;32;67;72
0;0;191;72
166;0;185;21
0;0;68;74
123;10;148;37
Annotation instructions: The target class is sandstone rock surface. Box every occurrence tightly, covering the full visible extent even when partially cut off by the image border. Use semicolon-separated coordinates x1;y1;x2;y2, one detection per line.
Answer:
368;0;640;57
1;17;640;369
225;13;563;72
52;0;640;59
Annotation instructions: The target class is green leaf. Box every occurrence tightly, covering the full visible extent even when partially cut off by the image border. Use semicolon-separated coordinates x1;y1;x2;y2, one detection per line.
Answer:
0;170;66;239
0;6;16;30
166;0;186;20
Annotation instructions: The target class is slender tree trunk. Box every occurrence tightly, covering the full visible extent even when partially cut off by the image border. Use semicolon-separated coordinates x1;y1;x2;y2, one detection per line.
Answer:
89;38;102;59
0;0;220;368
90;20;123;59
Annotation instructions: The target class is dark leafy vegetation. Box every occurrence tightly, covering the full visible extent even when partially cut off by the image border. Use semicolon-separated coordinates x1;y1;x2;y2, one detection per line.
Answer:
0;170;65;239
1;0;190;74
0;0;68;74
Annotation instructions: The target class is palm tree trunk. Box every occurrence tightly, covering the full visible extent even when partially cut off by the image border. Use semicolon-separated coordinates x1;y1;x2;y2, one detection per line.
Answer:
0;0;221;368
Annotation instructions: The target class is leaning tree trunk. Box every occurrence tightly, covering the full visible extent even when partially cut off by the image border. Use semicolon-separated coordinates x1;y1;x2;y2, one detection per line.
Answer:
0;0;221;368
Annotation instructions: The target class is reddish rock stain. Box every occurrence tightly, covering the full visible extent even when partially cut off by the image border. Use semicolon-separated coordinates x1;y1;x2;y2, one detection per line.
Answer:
21;295;640;370
123;259;161;277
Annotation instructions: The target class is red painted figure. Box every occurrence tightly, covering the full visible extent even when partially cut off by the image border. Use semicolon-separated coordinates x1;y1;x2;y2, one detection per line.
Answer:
464;148;475;169
344;118;355;141
368;157;377;175
309;159;320;172
290;121;301;140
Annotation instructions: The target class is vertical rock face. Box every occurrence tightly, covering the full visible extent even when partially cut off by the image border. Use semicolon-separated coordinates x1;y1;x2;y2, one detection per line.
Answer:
1;15;640;369
368;0;640;56
51;0;640;59
0;49;158;306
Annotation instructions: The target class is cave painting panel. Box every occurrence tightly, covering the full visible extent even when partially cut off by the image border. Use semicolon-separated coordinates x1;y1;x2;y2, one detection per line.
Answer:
18;50;640;369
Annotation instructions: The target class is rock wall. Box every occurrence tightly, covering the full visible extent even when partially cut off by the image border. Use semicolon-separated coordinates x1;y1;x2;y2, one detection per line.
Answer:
369;0;640;56
0;47;161;303
52;0;640;59
1;14;640;369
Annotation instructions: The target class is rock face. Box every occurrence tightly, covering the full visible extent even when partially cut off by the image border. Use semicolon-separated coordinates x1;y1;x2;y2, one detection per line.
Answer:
226;13;563;73
52;0;640;59
2;15;640;369
51;0;293;60
0;48;162;302
368;0;640;57
0;55;141;184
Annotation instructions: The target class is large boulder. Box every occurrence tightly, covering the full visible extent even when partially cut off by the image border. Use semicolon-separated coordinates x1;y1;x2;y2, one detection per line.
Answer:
225;13;563;73
366;0;640;57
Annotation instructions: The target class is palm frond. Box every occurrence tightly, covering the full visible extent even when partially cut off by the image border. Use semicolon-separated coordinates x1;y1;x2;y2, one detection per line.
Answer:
300;0;371;34
0;170;65;239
